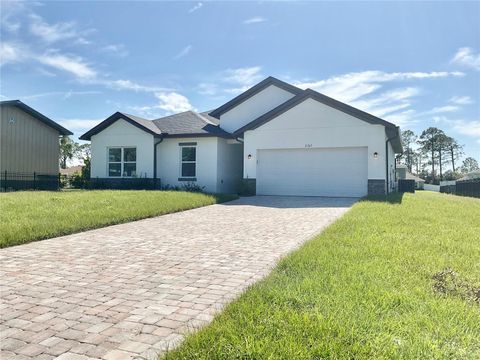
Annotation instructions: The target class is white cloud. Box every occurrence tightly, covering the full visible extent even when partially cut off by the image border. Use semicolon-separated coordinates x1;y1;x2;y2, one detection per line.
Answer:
37;53;97;79
293;70;465;127
4;21;21;33
104;79;169;93
451;47;480;70
428;105;460;114
0;0;27;33
59;118;103;132
451;119;480;137
17;90;101;100
128;92;195;118
0;42;25;65
243;17;267;24
429;116;480;140
449;96;473;105
188;2;203;13
173;45;192;59
29;14;89;44
384;110;418;128
295;70;463;103
223;66;263;93
155;92;195;114
198;83;218;96
102;44;129;57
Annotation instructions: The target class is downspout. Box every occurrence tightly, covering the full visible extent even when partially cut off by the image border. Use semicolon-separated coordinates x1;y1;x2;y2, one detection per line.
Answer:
153;136;163;187
385;126;401;195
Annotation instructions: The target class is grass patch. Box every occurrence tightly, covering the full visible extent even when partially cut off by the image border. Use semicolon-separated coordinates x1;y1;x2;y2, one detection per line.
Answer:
166;192;480;359
0;190;237;248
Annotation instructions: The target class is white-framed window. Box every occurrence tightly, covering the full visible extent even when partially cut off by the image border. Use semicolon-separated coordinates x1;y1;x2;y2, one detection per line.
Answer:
179;144;196;179
108;147;137;177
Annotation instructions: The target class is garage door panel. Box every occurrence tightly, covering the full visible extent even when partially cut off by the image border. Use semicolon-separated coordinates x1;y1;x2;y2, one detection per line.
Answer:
256;147;367;197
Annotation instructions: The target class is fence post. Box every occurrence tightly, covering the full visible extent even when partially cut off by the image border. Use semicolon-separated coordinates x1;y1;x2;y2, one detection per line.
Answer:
4;170;6;192
33;171;36;190
58;173;61;190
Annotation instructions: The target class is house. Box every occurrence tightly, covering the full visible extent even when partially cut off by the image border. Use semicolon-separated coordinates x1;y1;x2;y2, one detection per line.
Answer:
458;170;480;181
396;164;425;189
80;77;403;197
0;100;72;175
60;165;84;176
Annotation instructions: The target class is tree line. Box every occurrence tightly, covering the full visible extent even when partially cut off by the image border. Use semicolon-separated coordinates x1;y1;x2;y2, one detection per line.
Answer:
399;127;478;184
59;136;90;169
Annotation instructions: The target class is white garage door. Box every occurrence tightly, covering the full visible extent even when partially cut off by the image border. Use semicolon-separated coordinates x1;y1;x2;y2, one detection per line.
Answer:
256;147;368;197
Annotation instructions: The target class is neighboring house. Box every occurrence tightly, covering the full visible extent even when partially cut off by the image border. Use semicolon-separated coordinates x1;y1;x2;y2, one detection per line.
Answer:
396;164;425;189
80;77;403;196
0;100;72;175
458;170;480;181
60;165;84;176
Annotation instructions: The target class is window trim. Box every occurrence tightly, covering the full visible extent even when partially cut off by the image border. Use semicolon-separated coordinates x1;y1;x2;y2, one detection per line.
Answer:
179;144;197;180
107;146;137;178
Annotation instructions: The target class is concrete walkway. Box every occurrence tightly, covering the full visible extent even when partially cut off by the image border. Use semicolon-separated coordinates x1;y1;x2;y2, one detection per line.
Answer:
0;196;355;359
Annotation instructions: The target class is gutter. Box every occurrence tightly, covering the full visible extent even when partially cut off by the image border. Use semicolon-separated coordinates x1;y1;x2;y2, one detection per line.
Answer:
153;136;163;184
385;126;402;195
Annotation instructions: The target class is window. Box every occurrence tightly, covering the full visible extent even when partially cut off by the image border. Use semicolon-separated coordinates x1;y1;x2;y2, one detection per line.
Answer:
108;147;136;177
181;146;196;178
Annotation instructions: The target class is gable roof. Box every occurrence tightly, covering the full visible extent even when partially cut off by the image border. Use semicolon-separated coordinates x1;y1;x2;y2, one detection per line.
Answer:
79;112;161;140
79;110;232;141
232;88;403;153
208;76;303;119
0;100;72;135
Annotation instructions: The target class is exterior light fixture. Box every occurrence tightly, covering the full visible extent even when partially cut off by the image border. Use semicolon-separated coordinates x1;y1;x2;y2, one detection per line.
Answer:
373;152;379;159
247;154;252;160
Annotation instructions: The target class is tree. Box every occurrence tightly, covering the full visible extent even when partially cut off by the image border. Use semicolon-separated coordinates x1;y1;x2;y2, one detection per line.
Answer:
443;136;463;173
461;157;479;174
442;170;462;181
418;127;445;183
59;136;85;169
400;129;417;172
436;133;450;181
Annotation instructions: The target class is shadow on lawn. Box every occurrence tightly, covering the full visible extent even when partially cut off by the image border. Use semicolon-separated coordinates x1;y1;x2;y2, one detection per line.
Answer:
361;192;404;204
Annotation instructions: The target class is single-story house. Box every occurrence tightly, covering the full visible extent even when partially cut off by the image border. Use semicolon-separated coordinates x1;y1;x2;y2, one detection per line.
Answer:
396;164;425;189
0;100;72;175
60;165;84;176
80;77;402;197
458;170;480;181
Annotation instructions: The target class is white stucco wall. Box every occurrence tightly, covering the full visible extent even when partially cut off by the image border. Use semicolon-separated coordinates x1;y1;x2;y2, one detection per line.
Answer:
243;98;389;181
216;139;243;193
156;137;219;192
90;119;154;178
219;85;296;133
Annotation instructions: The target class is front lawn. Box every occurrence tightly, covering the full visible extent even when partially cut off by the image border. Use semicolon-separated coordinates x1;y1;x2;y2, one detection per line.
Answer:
0;190;237;248
166;192;480;359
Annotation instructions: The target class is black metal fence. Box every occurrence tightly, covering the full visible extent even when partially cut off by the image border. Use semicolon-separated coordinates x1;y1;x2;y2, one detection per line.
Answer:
440;179;480;199
1;171;61;192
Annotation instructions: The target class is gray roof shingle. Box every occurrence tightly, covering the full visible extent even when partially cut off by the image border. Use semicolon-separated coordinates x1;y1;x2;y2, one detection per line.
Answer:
152;111;231;138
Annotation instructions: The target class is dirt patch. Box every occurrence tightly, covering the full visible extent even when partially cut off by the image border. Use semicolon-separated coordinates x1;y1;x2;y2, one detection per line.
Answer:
432;268;480;304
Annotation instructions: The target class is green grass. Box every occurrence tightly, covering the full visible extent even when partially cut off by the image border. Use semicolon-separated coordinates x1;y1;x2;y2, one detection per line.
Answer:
0;190;237;248
166;192;480;359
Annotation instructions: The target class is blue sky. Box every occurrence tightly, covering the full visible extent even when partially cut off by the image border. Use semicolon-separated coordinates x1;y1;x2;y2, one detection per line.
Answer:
1;1;479;163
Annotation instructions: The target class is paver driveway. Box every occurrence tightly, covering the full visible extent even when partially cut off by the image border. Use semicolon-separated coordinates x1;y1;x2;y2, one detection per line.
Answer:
1;196;355;360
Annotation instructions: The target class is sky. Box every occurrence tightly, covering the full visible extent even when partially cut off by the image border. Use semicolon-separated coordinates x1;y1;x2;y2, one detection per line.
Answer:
1;1;479;164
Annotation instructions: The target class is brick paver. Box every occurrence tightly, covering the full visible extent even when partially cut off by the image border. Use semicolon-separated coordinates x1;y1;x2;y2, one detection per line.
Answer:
1;196;355;359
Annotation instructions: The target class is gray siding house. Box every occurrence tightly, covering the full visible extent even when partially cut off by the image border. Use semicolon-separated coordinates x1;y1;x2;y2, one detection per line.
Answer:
0;100;72;175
